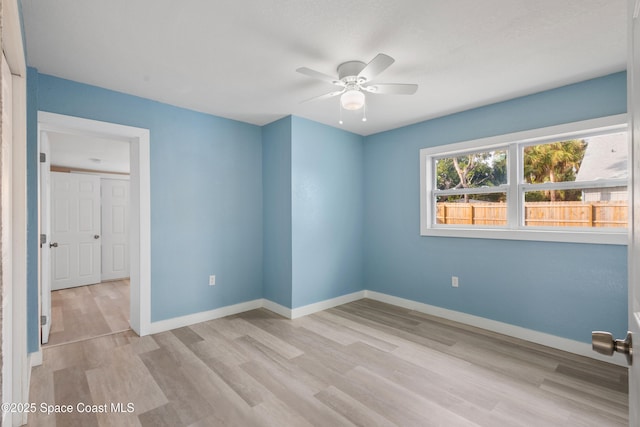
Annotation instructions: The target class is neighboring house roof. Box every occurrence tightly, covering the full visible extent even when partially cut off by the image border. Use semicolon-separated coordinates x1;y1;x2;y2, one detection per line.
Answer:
575;133;627;181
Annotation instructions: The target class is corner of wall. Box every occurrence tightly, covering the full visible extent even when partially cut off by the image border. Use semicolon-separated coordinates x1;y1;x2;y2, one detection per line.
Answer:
261;115;293;308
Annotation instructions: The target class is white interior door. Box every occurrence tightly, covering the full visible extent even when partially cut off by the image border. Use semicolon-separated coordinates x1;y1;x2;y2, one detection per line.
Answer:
101;178;130;281
628;1;640;424
40;133;51;343
51;172;101;290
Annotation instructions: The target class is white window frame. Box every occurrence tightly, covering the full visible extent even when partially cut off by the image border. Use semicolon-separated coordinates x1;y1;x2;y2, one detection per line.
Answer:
420;114;628;245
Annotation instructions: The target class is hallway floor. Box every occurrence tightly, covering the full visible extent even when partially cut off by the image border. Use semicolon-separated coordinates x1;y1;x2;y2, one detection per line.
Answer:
45;279;130;347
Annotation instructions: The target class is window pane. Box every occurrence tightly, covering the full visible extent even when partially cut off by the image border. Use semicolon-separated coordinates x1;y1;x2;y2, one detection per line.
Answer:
435;150;507;191
524;189;583;202
576;132;628;181
524;190;627;228
436;194;506;226
523;132;627;188
422;118;628;242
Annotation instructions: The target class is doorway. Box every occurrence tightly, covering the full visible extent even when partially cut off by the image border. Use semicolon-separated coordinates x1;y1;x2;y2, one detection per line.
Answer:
44;132;132;346
37;112;151;347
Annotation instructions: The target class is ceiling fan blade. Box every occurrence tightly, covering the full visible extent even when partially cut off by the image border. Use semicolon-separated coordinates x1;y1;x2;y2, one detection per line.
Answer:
361;83;418;95
357;53;395;82
296;67;344;86
301;89;345;104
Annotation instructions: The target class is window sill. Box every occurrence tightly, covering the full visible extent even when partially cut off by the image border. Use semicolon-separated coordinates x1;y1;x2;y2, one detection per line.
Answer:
421;227;627;245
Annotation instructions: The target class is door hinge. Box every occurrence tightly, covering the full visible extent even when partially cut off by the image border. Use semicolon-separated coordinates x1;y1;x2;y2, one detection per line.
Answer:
40;234;47;245
41;315;47;326
40;152;46;163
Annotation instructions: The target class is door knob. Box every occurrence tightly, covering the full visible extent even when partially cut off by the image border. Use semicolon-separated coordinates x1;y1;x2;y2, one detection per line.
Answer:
49;242;58;248
592;331;632;365
94;235;100;239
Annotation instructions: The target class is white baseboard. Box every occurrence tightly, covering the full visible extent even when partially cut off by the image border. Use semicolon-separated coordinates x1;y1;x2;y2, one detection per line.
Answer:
29;350;42;367
148;299;263;334
262;291;366;319
142;290;622;366
261;299;292;318
147;291;367;333
290;291;366;319
364;290;627;367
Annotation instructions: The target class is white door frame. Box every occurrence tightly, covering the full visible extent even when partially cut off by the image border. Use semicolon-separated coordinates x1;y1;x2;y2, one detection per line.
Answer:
37;112;151;337
2;52;15;427
627;0;640;424
3;0;28;425
38;124;51;344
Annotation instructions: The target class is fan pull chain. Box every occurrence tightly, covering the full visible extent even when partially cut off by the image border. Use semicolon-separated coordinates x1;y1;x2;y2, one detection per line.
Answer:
339;102;344;125
362;101;367;122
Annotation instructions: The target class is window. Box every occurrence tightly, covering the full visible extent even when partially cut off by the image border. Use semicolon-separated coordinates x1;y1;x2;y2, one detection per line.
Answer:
420;115;628;244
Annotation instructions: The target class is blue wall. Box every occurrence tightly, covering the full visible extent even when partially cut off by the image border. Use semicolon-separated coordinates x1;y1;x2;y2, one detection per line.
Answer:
363;72;628;343
26;69;627;352
27;72;263;351
291;117;364;307
261;116;365;308
262;117;293;307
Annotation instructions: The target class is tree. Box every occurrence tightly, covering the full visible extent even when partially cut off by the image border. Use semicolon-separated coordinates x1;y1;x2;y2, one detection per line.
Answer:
436;151;507;202
523;139;587;201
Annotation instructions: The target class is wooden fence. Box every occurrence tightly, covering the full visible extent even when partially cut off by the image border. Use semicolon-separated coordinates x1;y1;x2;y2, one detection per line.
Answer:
436;201;627;228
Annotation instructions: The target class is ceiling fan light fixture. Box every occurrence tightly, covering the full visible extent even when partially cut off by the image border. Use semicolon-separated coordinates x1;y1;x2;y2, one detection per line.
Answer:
340;89;365;111
297;53;418;124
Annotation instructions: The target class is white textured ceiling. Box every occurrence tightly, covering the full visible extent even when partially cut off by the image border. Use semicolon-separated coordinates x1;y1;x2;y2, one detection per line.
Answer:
21;0;626;136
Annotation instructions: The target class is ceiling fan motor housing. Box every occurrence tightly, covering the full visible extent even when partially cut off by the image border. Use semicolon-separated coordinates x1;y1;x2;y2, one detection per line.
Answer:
337;61;367;83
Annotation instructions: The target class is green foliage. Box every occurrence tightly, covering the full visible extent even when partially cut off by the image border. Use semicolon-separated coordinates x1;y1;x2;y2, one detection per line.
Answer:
436;140;587;203
523;139;587;201
436;151;506;190
436;150;507;202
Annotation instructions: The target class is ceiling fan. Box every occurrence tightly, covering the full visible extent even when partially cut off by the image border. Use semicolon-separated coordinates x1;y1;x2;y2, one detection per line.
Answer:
296;53;418;121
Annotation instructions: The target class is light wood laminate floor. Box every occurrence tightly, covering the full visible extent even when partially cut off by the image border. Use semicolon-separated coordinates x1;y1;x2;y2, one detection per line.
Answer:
28;299;628;426
45;279;130;347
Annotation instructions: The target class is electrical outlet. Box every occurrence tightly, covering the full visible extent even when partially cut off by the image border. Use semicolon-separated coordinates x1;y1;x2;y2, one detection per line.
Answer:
451;276;459;288
209;275;216;286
